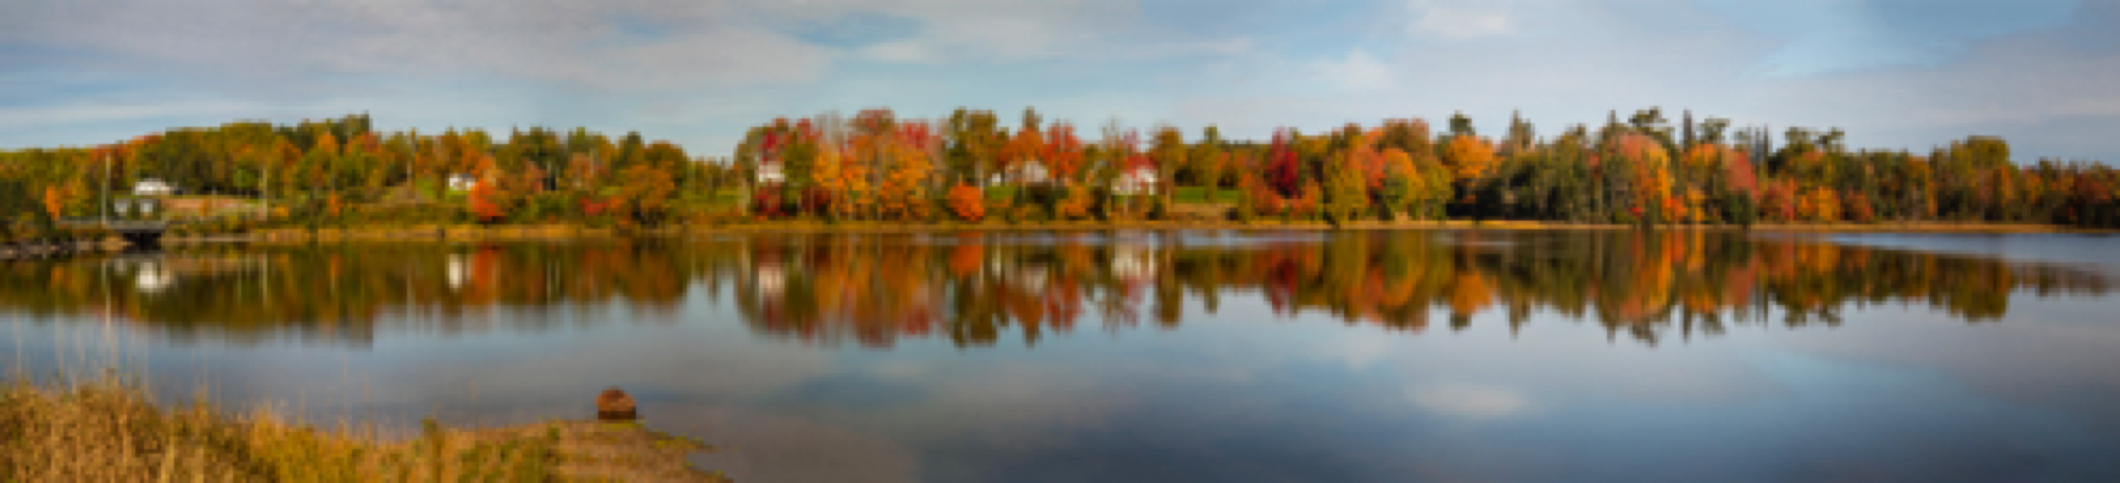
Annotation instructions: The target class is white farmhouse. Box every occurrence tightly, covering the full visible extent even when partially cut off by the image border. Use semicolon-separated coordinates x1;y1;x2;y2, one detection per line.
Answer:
133;178;176;197
447;173;478;192
756;161;785;185
1005;162;1051;185
1113;166;1158;196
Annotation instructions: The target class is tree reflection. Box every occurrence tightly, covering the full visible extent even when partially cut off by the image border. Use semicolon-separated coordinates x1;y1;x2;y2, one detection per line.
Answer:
0;231;2107;347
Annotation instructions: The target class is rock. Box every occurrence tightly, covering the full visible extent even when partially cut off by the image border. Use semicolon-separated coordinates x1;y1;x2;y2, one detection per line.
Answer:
598;387;638;421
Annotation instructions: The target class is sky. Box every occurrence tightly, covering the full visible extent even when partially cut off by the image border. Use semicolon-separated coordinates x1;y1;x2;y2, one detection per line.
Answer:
2;0;2116;163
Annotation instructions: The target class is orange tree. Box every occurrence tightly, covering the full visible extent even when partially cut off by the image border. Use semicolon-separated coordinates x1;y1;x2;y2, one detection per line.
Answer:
947;183;985;222
468;179;505;223
620;163;676;225
1441;134;1496;216
880;137;936;221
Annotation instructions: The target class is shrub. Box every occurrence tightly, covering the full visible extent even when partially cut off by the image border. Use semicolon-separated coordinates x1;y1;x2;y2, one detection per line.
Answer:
947;184;985;222
1057;185;1093;220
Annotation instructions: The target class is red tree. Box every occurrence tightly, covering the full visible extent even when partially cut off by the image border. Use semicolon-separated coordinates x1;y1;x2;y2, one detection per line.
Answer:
468;180;505;222
1267;129;1300;197
1723;148;1759;200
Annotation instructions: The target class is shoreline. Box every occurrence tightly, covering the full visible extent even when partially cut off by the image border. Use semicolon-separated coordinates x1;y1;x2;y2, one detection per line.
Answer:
6;220;2108;258
166;220;2110;245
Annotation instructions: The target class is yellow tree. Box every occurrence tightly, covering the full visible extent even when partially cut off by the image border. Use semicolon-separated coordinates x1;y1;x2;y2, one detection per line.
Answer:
1441;134;1497;213
814;146;845;218
1799;187;1839;222
842;153;874;220
887;150;930;219
1442;135;1497;184
880;123;938;220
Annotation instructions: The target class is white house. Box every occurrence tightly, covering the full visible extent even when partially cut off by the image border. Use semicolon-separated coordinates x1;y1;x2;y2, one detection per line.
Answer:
756;161;785;185
447;173;478;192
133;178;175;197
1004;162;1051;185
1114;166;1158;195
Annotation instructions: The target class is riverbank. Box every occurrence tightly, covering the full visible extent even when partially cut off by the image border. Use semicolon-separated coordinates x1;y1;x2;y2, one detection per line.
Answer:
0;376;726;482
5;219;2105;258
148;219;2108;245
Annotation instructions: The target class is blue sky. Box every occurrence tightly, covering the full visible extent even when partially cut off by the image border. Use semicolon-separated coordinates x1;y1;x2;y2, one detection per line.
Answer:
2;0;2116;162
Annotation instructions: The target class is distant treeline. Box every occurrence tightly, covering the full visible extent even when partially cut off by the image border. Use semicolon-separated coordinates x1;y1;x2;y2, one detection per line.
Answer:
3;108;2116;237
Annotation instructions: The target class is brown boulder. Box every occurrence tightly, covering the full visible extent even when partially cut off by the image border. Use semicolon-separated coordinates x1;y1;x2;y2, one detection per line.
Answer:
597;387;637;421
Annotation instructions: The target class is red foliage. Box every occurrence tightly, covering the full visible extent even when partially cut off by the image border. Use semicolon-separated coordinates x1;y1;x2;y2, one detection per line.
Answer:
1759;180;1799;221
2077;172;2112;205
801;186;835;216
748;189;782;217
1267;129;1300;197
468;180;505;222
1723;148;1759;200
1845;191;1875;222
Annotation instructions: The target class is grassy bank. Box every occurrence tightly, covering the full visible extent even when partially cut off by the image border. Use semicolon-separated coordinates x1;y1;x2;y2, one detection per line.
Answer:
1;375;724;482
154;219;2114;244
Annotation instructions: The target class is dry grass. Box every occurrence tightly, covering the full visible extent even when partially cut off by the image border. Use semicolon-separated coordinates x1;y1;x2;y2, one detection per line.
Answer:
1;375;724;482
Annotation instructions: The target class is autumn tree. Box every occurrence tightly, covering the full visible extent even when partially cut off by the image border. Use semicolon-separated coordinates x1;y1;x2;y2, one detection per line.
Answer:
947;183;986;222
620;163;676;225
468;179;505;223
1381;148;1418;218
1442;134;1498;185
1266;130;1300;197
1441;134;1498;217
1004;108;1046;187
880;122;939;220
1148;126;1186;210
1044;122;1084;185
1324;148;1371;224
1613;133;1673;224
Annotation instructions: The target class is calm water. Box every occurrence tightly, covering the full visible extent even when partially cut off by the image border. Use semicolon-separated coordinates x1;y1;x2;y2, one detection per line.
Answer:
6;230;2120;482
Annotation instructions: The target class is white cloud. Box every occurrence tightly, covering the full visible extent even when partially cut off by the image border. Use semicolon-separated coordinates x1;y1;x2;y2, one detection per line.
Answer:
1407;0;1515;40
1119;38;1255;61
860;40;942;64
1312;49;1393;92
0;99;262;129
0;0;833;91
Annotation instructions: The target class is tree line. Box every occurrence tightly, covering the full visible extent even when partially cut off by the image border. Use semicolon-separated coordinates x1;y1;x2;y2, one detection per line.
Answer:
4;108;2117;238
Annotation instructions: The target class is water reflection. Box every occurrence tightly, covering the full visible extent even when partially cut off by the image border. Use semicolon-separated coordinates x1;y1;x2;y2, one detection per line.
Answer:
0;231;2105;347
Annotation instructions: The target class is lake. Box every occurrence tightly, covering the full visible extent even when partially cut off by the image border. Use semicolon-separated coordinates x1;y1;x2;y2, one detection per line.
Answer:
5;230;2120;482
